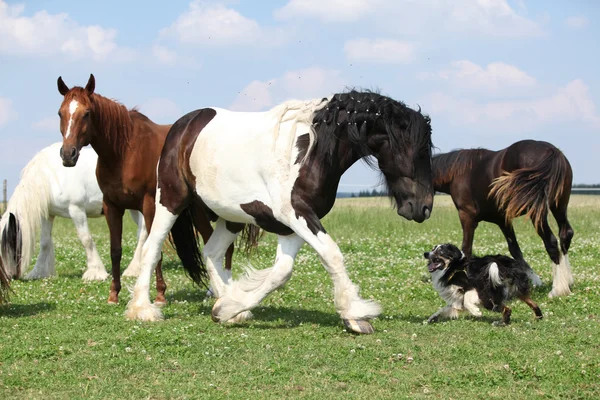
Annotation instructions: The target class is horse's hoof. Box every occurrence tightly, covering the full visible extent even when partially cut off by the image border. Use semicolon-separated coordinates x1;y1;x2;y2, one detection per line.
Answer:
226;311;253;324
154;295;167;307
211;298;223;323
343;319;374;334
107;294;118;304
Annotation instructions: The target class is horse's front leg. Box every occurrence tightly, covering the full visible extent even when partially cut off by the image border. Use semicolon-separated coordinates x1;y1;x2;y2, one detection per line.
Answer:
289;207;380;334
69;204;108;281
103;200;124;304
498;221;542;287
458;210;478;258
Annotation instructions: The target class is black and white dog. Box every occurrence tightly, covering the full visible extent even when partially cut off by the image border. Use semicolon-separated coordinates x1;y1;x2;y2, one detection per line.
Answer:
423;243;543;325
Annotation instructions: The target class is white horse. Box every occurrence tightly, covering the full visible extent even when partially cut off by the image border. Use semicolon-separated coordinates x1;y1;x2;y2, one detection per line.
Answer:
0;142;146;281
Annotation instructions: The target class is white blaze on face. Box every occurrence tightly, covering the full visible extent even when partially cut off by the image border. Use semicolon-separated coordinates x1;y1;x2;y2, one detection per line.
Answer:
65;99;79;139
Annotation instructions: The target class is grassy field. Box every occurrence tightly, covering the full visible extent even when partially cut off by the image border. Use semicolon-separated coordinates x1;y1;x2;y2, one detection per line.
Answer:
1;195;599;399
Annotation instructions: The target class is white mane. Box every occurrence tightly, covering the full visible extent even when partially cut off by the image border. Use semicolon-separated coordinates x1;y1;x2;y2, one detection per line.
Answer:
0;145;54;276
266;97;328;164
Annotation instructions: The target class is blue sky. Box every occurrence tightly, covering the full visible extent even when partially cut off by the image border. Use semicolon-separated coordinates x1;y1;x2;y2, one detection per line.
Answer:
1;0;599;197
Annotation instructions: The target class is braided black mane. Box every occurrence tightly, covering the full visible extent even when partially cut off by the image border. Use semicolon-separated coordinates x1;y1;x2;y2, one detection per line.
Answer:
311;89;432;166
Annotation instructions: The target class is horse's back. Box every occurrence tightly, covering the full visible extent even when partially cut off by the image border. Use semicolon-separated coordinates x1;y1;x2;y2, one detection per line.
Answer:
46;145;103;218
500;140;569;172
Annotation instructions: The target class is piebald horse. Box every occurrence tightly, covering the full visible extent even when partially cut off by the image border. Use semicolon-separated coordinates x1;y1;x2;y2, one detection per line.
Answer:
127;90;434;334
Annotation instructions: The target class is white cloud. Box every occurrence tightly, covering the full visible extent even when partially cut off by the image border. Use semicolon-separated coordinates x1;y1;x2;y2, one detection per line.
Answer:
230;67;346;112
344;39;414;64
32;116;58;132
275;0;544;38
139;98;182;123
0;97;17;127
152;45;177;65
161;1;283;47
0;0;132;61
431;60;537;95
423;79;599;131
275;0;376;22
565;16;588;29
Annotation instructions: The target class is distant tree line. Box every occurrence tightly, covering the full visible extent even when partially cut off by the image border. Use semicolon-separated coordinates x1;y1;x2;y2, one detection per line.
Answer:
573;184;600;188
351;189;387;198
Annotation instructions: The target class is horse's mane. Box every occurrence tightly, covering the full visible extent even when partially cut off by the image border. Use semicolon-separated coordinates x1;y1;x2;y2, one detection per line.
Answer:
264;89;432;167
64;88;147;157
311;89;432;167
432;148;489;183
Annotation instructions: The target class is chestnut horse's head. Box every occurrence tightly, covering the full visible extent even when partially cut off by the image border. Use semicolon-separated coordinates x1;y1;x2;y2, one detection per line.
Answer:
56;74;96;167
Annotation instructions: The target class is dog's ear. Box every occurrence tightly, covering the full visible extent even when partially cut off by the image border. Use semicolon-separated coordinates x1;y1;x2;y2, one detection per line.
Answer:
447;244;463;260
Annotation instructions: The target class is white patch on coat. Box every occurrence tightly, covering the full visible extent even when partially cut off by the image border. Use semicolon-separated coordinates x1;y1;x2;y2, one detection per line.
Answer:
65;100;79;139
431;269;465;310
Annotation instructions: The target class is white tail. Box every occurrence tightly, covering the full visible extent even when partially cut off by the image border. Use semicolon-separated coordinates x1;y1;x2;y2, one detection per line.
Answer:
488;262;502;287
0;149;53;277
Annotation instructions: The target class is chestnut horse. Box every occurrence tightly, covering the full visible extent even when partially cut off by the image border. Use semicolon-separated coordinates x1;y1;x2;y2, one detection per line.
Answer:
432;140;574;298
55;74;237;304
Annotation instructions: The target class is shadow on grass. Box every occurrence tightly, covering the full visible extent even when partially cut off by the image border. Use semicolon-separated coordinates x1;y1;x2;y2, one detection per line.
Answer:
0;302;55;318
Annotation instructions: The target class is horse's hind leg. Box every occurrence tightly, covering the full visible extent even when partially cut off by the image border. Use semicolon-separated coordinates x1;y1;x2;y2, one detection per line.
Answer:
69;205;109;281
25;216;55;279
552;202;575;287
499;221;542;286
535;217;571;298
212;232;304;324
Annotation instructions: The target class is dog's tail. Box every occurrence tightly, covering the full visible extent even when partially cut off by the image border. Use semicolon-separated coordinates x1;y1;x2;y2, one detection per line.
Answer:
488;262;502;287
488;147;571;230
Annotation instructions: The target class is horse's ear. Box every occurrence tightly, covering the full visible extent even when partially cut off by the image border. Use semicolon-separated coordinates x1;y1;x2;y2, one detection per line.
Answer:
57;76;69;96
85;74;95;95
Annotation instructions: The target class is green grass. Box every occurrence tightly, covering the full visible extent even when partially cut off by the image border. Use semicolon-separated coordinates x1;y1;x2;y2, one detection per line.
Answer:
1;195;599;399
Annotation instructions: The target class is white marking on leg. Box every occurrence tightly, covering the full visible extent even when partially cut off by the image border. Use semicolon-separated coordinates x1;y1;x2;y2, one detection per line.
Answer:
463;289;482;317
123;210;147;277
126;190;177;321
203;219;239;301
65;100;79;139
549;253;573;298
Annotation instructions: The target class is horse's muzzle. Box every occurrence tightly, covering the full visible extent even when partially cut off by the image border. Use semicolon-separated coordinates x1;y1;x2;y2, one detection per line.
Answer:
60;146;79;167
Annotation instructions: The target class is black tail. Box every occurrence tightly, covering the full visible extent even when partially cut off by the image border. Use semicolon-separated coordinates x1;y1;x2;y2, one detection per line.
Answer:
489;148;571;229
168;205;208;289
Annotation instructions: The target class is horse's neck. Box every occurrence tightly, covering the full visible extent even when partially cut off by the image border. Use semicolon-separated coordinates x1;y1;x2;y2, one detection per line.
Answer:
89;97;131;164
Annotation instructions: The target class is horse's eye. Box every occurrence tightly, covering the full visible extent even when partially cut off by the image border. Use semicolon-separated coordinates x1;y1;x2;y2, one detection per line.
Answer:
83;110;90;118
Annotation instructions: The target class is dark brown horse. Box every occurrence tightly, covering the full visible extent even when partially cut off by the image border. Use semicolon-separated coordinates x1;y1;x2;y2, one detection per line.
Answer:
55;74;237;304
433;139;574;298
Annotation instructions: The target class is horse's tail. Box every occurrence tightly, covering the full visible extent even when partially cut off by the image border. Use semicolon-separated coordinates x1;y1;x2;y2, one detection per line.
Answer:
167;202;208;289
0;255;13;303
489;147;571;229
236;225;264;255
0;150;53;278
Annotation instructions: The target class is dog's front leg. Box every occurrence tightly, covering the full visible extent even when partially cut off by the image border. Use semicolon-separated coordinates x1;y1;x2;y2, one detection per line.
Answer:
427;305;459;323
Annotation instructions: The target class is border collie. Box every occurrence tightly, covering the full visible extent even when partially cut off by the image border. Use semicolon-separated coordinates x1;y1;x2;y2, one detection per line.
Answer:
423;243;543;325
